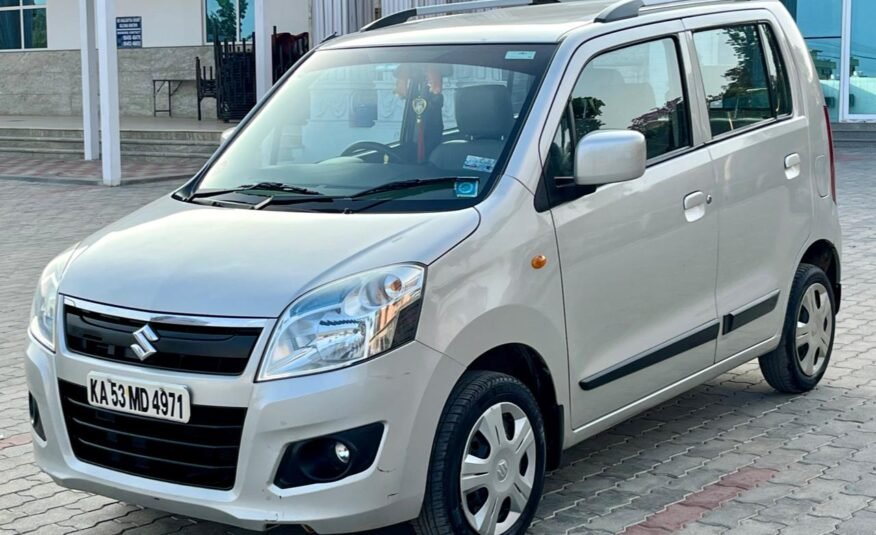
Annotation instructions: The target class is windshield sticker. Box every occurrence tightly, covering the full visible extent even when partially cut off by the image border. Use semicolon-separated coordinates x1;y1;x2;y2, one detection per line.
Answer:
463;155;497;173
505;51;536;60
455;179;480;198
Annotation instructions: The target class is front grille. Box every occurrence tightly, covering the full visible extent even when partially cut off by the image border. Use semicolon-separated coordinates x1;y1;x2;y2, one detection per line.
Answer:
59;380;246;490
64;305;261;375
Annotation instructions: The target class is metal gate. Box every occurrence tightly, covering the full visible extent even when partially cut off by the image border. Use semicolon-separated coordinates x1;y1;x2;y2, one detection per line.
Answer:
214;38;257;122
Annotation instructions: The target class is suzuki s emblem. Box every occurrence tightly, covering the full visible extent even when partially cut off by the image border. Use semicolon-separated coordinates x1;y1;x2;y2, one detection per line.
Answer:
131;325;159;361
496;460;509;482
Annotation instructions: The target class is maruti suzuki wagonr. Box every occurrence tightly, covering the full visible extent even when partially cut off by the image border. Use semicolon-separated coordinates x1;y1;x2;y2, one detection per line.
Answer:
26;0;842;533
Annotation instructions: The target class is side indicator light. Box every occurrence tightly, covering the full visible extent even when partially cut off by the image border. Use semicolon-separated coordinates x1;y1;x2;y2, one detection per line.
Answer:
531;255;548;270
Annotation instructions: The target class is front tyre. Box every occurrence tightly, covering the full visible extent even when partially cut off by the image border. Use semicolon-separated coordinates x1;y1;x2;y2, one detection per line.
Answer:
413;372;546;535
759;263;836;393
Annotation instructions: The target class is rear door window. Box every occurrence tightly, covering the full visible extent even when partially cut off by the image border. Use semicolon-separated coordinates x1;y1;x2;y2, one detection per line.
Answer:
693;24;791;137
760;24;793;117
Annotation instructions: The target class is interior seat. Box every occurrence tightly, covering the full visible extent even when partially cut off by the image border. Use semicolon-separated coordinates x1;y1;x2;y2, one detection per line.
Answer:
429;84;513;172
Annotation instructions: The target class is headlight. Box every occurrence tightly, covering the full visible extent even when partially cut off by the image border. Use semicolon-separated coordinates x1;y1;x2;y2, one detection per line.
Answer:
30;246;77;351
258;264;425;381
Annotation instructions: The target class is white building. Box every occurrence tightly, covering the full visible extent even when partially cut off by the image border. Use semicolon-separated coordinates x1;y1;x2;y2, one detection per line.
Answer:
0;0;449;119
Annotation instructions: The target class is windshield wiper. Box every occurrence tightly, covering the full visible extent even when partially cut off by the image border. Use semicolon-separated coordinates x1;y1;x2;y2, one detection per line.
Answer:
351;177;478;199
252;195;338;210
189;181;324;200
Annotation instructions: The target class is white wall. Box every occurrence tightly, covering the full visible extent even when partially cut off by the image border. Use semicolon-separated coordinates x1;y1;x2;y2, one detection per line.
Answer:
48;0;310;50
46;0;311;51
47;0;81;50
311;0;374;43
381;0;449;15
117;0;205;48
266;0;310;36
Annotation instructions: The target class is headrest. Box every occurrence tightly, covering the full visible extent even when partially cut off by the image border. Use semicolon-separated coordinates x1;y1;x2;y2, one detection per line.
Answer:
454;85;513;140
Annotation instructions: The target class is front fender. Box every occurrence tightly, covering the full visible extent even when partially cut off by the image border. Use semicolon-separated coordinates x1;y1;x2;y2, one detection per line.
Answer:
417;176;569;418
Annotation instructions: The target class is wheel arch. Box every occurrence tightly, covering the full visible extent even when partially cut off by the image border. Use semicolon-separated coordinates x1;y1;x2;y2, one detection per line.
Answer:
467;343;564;470
800;239;841;310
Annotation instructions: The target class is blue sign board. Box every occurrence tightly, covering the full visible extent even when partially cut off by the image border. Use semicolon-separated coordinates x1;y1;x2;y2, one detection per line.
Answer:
116;16;142;49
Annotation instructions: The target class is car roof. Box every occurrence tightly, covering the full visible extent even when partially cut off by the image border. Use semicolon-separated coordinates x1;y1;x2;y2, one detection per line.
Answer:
321;1;618;48
320;0;776;49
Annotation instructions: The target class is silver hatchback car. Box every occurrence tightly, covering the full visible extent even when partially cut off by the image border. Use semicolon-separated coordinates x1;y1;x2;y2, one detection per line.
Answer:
26;0;841;533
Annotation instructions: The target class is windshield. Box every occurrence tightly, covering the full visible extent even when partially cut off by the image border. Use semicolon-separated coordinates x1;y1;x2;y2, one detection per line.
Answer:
187;43;555;212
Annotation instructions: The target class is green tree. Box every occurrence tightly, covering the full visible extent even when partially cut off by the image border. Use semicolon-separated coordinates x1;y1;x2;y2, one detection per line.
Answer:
238;0;249;39
207;0;237;42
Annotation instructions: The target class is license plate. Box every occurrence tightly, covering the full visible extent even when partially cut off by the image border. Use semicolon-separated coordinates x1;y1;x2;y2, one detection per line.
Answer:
87;373;191;423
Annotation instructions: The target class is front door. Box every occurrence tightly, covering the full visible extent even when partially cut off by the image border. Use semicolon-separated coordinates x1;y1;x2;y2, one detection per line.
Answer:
541;23;720;430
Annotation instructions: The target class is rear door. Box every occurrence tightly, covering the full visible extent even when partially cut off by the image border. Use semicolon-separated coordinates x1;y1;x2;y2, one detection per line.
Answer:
540;22;721;430
685;11;813;361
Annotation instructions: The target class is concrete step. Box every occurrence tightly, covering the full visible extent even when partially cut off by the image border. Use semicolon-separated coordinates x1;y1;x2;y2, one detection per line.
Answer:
831;122;876;144
0;136;87;151
0;128;84;139
120;129;223;142
121;138;219;155
833;131;876;142
122;151;214;163
0;146;212;165
0;128;219;162
0;127;223;142
0;147;85;160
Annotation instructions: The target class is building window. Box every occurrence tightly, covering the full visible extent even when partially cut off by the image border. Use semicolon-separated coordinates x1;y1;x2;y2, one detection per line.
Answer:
206;0;254;43
0;0;47;50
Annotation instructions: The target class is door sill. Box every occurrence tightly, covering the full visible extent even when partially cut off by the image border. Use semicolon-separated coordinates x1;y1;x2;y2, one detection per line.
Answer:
566;335;778;447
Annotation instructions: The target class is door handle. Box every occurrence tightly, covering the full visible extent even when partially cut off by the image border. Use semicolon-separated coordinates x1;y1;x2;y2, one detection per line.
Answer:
684;191;706;210
785;153;801;179
683;191;708;223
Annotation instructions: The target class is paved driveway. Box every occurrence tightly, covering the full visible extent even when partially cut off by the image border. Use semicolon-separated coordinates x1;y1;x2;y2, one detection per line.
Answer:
1;148;874;535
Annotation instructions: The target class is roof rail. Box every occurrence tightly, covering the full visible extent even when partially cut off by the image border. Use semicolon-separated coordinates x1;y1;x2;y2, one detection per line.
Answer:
595;0;751;23
361;0;559;32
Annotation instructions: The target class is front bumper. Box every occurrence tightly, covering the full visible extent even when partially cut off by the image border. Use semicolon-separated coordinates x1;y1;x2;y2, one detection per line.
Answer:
26;336;464;533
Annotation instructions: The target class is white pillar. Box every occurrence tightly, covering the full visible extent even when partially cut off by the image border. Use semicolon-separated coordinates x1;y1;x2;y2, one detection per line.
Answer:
79;0;99;160
341;0;350;34
254;0;272;100
95;0;121;186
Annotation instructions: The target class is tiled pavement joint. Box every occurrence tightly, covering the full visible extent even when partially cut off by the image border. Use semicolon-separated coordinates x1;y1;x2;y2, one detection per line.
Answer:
0;434;31;451
623;467;777;533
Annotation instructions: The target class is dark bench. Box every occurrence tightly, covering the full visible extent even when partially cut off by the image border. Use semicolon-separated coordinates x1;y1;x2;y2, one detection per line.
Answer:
152;79;193;117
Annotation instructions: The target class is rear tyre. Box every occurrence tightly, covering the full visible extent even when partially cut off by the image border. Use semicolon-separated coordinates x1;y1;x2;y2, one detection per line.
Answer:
759;263;836;393
412;371;546;535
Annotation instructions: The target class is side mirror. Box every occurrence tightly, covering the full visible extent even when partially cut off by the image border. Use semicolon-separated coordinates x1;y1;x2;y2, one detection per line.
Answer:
574;130;646;186
220;127;236;144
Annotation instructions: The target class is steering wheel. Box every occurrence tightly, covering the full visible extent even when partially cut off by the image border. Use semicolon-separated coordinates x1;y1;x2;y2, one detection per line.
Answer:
341;141;407;163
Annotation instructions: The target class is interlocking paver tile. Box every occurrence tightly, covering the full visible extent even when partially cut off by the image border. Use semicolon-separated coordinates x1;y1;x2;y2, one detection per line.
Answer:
834;508;876;535
1;146;876;534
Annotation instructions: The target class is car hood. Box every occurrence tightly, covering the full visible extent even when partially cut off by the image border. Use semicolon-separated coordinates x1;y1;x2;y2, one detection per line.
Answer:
60;196;480;318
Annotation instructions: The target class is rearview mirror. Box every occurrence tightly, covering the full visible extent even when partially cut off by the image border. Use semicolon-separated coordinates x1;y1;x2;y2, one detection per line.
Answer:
220;127;236;144
574;130;646;186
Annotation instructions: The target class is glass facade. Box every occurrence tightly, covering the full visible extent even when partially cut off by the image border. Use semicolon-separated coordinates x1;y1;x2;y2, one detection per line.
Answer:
849;1;876;116
783;0;876;121
0;0;45;50
206;0;254;43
